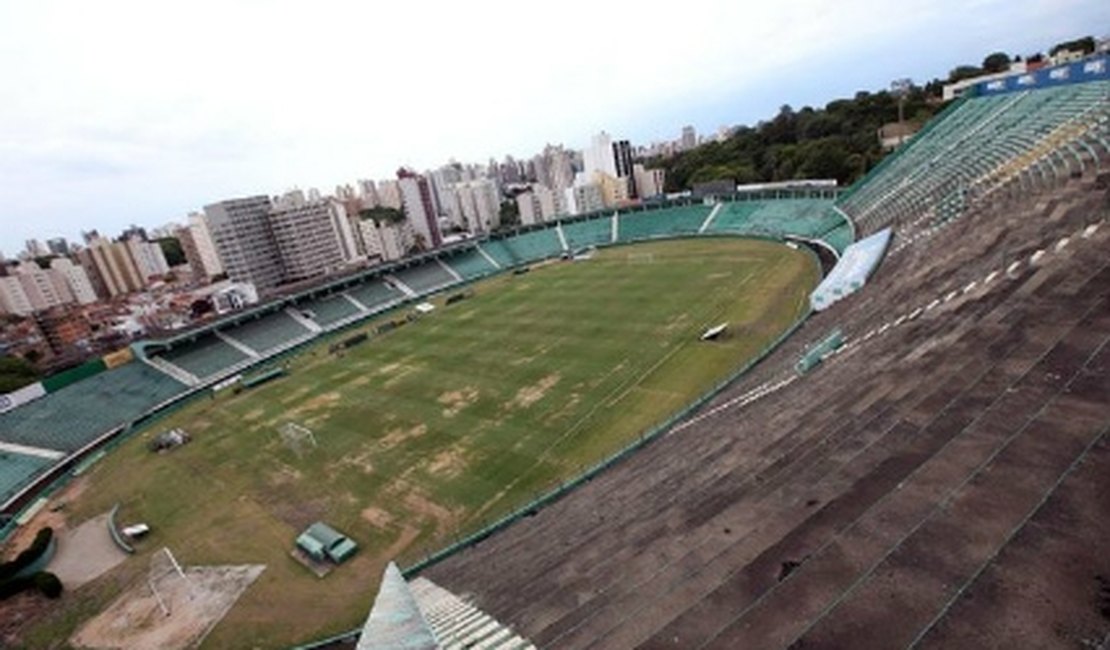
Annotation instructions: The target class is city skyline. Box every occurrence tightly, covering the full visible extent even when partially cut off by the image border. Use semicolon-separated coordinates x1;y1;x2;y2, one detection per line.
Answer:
1;0;1107;256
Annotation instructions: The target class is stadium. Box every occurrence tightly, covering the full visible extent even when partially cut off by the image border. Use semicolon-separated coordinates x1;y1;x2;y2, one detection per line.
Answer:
1;54;1109;649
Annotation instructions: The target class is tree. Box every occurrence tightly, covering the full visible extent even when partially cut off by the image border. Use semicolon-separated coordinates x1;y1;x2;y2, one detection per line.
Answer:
156;237;186;267
1049;36;1095;56
982;52;1011;74
499;201;520;228
947;65;983;83
0;355;39;393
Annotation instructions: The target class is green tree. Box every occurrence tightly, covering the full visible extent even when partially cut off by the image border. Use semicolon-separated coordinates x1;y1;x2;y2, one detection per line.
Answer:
0;355;39;393
359;207;406;226
499;201;520;228
947;65;983;83
982;52;1011;73
156;237;186;267
1049;36;1095;56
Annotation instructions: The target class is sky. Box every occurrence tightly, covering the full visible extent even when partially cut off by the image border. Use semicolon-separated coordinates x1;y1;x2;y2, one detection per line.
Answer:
0;0;1107;257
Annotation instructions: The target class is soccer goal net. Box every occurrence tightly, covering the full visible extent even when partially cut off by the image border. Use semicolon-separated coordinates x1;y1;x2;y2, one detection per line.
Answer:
278;422;318;457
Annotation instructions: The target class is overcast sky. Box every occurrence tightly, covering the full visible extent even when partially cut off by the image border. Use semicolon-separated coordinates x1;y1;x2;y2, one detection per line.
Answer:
0;0;1106;257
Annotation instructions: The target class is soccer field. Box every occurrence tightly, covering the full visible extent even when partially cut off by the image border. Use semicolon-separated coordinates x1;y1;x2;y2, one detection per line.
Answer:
42;237;818;648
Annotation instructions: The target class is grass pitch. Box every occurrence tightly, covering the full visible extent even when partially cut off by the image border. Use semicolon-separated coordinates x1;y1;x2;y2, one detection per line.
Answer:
34;238;817;648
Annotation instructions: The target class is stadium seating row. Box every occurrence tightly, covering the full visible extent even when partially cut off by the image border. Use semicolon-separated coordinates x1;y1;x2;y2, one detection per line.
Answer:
223;311;313;355
0;452;54;507
0;362;187;454
159;334;249;380
393;262;456;294
560;216;613;250
618;205;710;240
840;80;1110;235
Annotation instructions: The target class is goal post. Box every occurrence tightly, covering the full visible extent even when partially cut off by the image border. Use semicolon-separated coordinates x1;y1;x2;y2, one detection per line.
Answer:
148;547;192;616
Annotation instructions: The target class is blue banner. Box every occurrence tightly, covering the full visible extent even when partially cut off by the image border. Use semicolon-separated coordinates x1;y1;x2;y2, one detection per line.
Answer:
974;55;1108;96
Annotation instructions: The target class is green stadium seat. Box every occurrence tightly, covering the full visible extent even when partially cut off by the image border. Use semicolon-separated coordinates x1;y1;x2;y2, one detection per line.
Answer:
394;262;457;294
0;363;187;453
618;205;711;241
0;452;54;505
347;281;401;311
302;295;362;327
160;335;249;380
561;216;613;250
444;249;499;280
225;311;313;355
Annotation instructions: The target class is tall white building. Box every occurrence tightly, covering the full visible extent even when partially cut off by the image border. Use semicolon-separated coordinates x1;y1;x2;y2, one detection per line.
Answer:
355;218;414;262
566;183;605;216
126;238;170;281
398;171;442;249
633;164;666;198
187;212;224;278
205;195;285;293
0;276;33;316
357;179;380;207
517;192;541;226
582;131;618;179
269;193;359;283
454;179;501;233
49;258;97;305
377;180;403;210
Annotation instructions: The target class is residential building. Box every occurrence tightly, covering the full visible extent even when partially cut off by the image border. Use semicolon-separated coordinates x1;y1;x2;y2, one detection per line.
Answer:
633;164;666;198
681;125;697;151
596;172;631;207
397;169;442;249
517;191;541;226
355;217;413;262
24;239;49;258
204;195;284;293
583;131;618;179
46;237;70;256
0;276;33;316
126;237;170;281
454;179;500;233
186;212;225;279
268;194;356;283
377;180;403;210
567;183;605;216
612;139;636;198
76;238;146;298
357;179;380;207
49;259;97;305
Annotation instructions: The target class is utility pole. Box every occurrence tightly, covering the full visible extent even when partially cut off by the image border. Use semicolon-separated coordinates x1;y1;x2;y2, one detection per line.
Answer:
891;78;913;147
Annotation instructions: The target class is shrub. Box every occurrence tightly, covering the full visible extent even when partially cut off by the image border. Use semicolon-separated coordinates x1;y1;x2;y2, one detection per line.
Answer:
33;572;63;599
0;527;53;581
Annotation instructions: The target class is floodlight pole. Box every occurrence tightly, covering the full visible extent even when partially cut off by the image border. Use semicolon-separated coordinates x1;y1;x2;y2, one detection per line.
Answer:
891;78;913;145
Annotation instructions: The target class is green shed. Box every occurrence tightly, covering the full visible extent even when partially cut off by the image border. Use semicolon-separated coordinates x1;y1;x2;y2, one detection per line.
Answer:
296;522;358;564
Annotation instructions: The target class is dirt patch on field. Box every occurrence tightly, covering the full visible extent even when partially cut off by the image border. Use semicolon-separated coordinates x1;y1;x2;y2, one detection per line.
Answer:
426;448;467;478
438;387;479;417
361;507;394;529
242;408;266;422
279;387;312;405
402;491;459;531
383;525;421;560
70;564;265;650
508;373;560;409
268;464;303;487
337;445;375;474
284;392;341;421
47;513;128;589
380;423;428;450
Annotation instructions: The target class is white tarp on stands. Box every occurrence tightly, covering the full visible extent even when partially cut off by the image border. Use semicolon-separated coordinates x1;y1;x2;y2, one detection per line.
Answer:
810;228;892;312
0;381;47;415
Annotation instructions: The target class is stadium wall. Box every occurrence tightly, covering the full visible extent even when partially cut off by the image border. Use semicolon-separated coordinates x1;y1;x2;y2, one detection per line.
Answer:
972;54;1108;96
